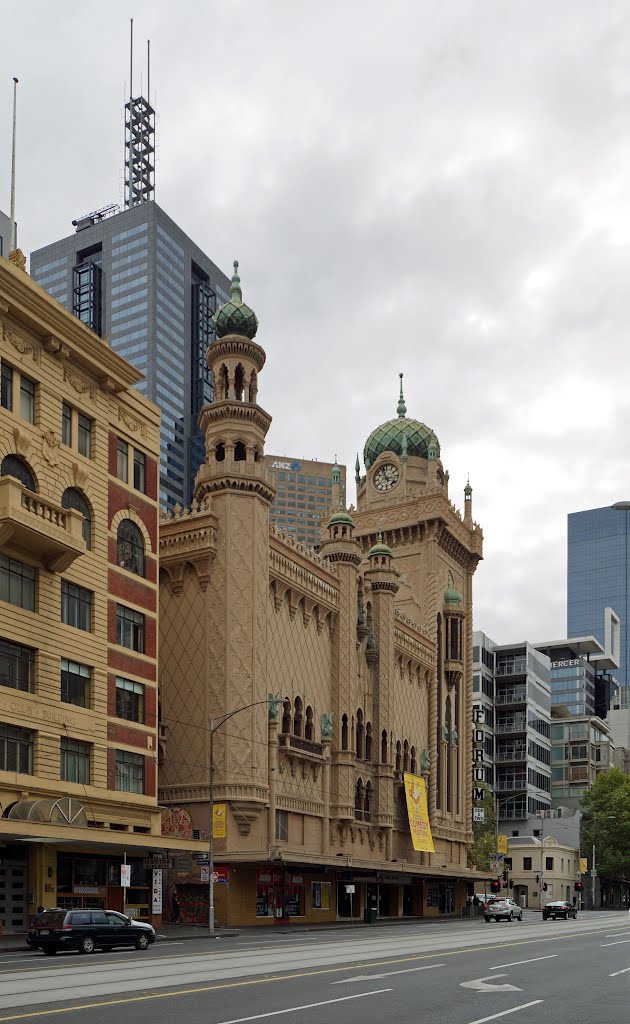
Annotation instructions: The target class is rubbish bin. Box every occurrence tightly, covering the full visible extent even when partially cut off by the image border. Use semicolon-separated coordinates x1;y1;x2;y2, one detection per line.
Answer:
365;908;377;924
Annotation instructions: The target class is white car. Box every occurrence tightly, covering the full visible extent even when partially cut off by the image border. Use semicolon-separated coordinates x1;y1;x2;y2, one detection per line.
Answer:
483;897;523;922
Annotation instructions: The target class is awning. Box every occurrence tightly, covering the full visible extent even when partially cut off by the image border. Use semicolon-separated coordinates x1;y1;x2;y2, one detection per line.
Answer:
7;796;88;827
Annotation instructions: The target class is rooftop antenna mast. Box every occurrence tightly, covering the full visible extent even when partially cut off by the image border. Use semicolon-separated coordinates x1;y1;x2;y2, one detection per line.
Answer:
9;77;18;251
124;20;155;209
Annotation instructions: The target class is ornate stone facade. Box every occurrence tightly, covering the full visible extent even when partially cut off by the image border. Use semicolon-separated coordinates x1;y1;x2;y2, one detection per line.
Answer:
159;272;484;924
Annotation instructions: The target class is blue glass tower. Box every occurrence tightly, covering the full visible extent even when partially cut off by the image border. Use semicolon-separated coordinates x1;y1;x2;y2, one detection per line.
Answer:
567;505;628;701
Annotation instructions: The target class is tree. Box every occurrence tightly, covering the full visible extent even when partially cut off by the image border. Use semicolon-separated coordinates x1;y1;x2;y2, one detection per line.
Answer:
467;784;497;871
580;768;630;880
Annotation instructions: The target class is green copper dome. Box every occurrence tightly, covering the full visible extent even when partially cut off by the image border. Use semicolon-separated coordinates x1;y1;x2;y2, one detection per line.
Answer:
213;260;259;340
364;374;440;469
444;572;463;605
328;503;354;528
368;531;392;558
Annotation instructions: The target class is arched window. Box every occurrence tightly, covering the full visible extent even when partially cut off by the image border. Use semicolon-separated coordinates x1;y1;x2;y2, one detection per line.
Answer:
365;723;373;761
395;741;401;773
293;696;303;737
410;746;417;774
403;740;410;774
364;781;372;821
341;714;348;750
356;709;364;759
234;365;244;401
234;441;247;462
215;442;225;463
1;455;36;492
354;779;364;820
305;705;314;741
117;520;145;576
61;488;91;549
218;365;228;399
281;698;291;734
381;729;388;764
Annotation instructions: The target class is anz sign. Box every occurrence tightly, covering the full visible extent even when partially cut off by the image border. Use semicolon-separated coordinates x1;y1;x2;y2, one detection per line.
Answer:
271;460;301;471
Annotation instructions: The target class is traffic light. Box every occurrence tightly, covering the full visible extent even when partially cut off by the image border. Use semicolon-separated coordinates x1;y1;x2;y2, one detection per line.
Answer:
502;869;508;881
575;881;583;892
509;879;514;888
491;879;501;894
543;883;548;892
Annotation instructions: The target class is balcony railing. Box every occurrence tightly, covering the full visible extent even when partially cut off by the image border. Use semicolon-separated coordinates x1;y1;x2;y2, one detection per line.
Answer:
495;720;527;734
495;778;527;791
495;690;526;705
0;477;85;572
495;749;527;763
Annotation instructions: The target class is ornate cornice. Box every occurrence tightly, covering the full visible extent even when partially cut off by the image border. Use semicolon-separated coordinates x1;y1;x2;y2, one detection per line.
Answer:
199;401;272;436
207;337;266;372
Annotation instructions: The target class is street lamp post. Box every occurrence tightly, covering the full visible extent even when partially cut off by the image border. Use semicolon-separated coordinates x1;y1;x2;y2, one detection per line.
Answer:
208;698;281;936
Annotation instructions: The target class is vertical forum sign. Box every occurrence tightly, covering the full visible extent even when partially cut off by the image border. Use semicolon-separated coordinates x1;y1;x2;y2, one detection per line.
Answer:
472;705;485;801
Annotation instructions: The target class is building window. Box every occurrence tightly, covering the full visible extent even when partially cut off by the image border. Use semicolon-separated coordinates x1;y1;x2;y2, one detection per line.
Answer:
115;749;144;793
61;488;92;549
73;259;103;335
1;363;13;410
1;454;36;491
0;723;34;773
545;857;554;871
60;737;91;784
116;677;145;722
61;580;92;631
77;414;92;458
275;809;288;841
523;857;532;870
0;638;35;692
62;402;72;445
0;555;35;611
117;439;129;482
133;450;146;493
116;605;145;652
19;376;35;424
61;658;91;708
116;520;145;576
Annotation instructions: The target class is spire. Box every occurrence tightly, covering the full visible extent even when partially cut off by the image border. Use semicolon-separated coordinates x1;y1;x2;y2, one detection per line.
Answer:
397;372;407;417
230;259;243;303
355;453;361;484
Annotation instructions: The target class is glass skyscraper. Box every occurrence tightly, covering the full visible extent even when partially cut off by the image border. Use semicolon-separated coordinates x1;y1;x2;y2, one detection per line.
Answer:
567;505;628;704
30;202;230;509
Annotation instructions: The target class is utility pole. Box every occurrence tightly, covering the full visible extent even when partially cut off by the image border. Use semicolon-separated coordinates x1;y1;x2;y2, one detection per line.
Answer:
539;812;545;911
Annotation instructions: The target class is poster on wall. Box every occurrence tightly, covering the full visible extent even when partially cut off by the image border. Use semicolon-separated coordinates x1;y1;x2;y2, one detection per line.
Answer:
403;772;435;853
152;869;162;914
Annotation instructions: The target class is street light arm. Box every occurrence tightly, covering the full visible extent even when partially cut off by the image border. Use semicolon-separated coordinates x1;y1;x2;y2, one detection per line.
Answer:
211;697;281;737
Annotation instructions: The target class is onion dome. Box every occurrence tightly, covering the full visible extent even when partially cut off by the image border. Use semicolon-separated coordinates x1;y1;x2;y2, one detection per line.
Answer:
213;260;259;339
328;506;355;528
367;530;392;559
444;572;463;605
364;373;440;468
464;477;472;498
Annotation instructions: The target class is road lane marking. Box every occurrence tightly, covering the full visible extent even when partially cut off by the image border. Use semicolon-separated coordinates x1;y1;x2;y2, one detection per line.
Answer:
605;931;630;937
609;967;630;977
466;1004;543;1024
212;989;392;1023
332;964;444;983
490;955;558;969
0;926;619;1020
600;939;630;946
461;974;522;993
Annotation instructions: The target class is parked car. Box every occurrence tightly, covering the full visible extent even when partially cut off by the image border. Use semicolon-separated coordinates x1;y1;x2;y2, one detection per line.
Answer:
27;909;155;955
542;900;577;921
483;897;523;922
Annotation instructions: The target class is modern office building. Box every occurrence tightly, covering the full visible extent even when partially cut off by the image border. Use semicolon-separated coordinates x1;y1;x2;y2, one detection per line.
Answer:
549;706;613;812
30;202;230;509
568;505;629;704
534;634;619;719
472;631;496;789
265;455;347;548
0;209;12;258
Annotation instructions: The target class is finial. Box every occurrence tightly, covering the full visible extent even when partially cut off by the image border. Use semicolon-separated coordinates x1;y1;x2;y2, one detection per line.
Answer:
230;259;242;303
397;372;407;417
355;452;360;483
377;530;383;543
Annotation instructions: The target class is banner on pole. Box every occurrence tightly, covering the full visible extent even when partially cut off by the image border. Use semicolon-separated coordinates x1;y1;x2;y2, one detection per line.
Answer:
580;857;588;874
497;835;509;854
403;773;435;852
213;803;227;838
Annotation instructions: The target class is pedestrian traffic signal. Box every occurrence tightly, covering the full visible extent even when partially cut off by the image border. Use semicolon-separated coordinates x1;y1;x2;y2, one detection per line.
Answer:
543;882;548;892
536;874;540;883
491;879;501;893
575;881;583;892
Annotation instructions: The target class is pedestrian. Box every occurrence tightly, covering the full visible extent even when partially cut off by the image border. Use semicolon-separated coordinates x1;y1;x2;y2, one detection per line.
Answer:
466;896;473;907
171;890;181;923
473;895;480;907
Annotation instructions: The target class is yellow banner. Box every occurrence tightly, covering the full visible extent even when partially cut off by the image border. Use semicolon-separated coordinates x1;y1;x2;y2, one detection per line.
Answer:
498;835;508;855
580;857;588;874
403;773;435;852
213;803;227;839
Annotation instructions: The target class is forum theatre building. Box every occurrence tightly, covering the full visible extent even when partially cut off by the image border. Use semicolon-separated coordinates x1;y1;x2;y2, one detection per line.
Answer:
158;265;484;925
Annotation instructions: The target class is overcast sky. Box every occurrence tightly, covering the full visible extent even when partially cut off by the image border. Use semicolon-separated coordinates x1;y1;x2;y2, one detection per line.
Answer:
3;0;630;645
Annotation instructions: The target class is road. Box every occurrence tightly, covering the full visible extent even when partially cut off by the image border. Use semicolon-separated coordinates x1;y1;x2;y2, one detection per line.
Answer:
0;912;628;1024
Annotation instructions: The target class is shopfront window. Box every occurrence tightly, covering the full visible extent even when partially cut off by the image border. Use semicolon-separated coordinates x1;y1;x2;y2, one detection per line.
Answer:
311;881;331;910
284;874;305;917
256;869;283;918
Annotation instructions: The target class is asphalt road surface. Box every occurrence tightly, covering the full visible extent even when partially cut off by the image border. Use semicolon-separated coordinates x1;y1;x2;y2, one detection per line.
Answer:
0;911;628;1024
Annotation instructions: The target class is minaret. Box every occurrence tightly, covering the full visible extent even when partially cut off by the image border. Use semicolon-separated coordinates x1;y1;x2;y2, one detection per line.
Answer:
464;478;473;526
195;261;276;835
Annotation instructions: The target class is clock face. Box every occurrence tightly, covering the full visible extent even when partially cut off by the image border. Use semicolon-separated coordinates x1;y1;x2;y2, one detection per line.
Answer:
374;463;400;492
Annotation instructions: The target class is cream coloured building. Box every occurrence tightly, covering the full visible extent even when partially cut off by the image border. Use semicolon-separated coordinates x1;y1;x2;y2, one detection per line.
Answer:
159;264;484;926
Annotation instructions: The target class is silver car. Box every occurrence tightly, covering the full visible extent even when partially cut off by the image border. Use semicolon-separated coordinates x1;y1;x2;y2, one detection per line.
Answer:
483;897;523;922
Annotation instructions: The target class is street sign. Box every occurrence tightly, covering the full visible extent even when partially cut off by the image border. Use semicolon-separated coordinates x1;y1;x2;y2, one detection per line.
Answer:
590;869;597;878
497;852;504;862
489;860;498;871
473;808;485;823
152;869;162;914
121;864;131;887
